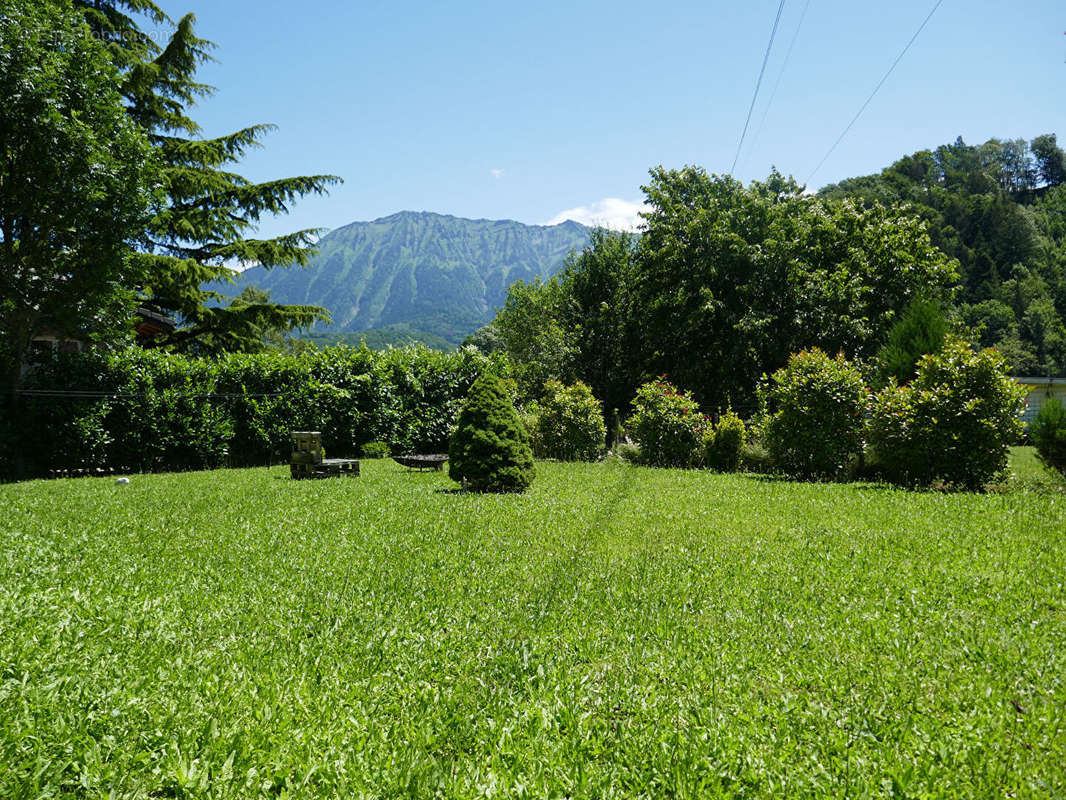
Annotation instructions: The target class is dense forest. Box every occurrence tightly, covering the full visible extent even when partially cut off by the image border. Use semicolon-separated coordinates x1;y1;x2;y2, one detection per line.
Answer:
475;134;1066;416
821;135;1066;378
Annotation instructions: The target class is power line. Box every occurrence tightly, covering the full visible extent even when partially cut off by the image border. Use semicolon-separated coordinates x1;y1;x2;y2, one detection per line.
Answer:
731;0;789;176
806;0;946;185
744;0;812;171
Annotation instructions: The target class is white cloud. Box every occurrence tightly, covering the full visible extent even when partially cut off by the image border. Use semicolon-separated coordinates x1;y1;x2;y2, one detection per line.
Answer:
490;168;504;179
545;198;648;232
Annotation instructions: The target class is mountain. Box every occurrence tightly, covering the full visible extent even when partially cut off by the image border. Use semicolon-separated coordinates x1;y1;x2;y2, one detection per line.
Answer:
217;211;590;346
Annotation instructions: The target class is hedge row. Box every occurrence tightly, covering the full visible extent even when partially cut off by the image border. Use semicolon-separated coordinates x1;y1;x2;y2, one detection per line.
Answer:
5;345;503;478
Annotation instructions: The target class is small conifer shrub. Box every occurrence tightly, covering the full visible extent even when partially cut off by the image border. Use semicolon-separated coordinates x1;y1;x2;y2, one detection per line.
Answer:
449;373;535;492
1029;396;1066;476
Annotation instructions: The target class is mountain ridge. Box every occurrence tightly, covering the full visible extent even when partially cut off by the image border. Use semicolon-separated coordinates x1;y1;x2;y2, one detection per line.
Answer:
219;211;589;345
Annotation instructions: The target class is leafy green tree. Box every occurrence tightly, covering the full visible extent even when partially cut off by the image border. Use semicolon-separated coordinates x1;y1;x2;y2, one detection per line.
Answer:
1031;134;1066;188
493;277;575;401
72;0;339;354
449;373;535;492
822;134;1066;376
462;324;506;354
0;0;158;394
637;167;956;408
557;228;641;414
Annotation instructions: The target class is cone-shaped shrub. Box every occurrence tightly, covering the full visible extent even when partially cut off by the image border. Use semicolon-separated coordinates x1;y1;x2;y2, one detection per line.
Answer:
1028;396;1066;476
449;373;535;492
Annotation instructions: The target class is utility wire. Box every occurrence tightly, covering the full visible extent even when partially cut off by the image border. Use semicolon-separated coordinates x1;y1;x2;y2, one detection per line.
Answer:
731;0;789;175
806;0;946;185
744;0;812;171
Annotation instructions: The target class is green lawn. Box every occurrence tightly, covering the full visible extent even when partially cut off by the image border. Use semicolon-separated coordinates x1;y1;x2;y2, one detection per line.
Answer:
1;459;1064;798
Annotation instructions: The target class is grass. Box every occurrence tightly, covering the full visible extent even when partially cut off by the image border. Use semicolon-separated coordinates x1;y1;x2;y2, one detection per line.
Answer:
1;456;1064;798
1007;446;1066;492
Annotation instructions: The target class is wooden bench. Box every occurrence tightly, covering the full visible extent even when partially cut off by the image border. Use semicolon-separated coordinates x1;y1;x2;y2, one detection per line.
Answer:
290;431;360;479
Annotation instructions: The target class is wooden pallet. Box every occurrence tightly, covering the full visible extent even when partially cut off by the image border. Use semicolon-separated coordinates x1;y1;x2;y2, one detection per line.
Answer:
290;431;359;479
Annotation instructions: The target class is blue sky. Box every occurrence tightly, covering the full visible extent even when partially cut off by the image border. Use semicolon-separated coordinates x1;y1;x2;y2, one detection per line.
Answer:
153;0;1064;237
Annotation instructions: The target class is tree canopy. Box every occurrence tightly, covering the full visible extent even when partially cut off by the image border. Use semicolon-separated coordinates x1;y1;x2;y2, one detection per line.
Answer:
72;0;340;354
821;134;1066;376
0;0;158;392
492;168;958;412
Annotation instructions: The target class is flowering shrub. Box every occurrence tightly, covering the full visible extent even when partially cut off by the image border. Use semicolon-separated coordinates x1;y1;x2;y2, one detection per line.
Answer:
868;338;1027;488
762;350;869;479
534;381;606;461
629;378;706;467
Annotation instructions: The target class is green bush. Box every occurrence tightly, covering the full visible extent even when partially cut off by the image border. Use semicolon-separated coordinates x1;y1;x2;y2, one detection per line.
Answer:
762;350;869;480
1027;397;1066;476
362;441;390;459
615;442;642;464
6;345;503;479
868;339;1027;489
533;381;606;461
739;441;772;474
703;410;746;472
517;401;542;457
629;379;706;468
449;373;535;493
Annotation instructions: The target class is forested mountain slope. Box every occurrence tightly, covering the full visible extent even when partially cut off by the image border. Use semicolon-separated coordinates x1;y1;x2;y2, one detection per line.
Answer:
218;211;589;345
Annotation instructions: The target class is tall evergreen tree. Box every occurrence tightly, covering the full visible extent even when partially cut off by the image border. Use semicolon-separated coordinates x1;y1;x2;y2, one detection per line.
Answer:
74;0;340;353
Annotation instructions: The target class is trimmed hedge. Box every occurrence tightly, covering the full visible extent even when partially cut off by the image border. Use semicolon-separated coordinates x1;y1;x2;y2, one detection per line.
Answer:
7;345;502;478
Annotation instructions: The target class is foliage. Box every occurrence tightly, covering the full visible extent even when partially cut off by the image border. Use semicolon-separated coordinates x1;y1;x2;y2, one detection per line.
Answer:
532;381;606;462
6;345;499;478
361;441;390;459
876;298;952;386
1029;397;1066;476
556;228;642;414
71;0;339;354
703;410;746;472
615;442;642;464
493;277;576;402
637;167;957;409
462;324;506;354
823;134;1066;377
628;379;706;467
739;441;773;474
0;0;157;393
2;460;1065;795
762;350;869;480
868;339;1027;488
448;373;535;493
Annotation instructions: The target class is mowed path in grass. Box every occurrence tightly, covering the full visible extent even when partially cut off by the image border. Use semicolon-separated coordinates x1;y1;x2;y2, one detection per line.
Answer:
1;460;1064;798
